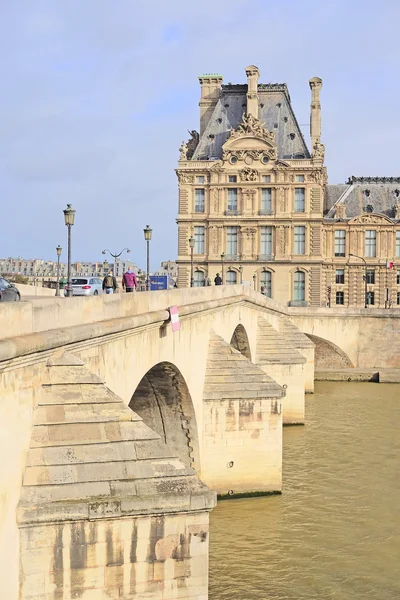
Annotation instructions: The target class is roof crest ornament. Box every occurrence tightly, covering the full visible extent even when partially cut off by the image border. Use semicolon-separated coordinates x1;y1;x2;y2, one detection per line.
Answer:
228;113;275;144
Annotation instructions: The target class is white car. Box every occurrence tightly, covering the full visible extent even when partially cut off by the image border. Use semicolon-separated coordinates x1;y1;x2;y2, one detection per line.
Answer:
64;277;103;296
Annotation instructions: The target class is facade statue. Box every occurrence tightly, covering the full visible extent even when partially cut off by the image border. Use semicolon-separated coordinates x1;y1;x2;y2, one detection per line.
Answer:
313;140;325;161
179;141;188;161
186;130;200;159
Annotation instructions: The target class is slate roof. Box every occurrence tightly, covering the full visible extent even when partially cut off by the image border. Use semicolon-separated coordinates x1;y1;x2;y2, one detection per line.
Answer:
326;178;400;220
193;84;310;161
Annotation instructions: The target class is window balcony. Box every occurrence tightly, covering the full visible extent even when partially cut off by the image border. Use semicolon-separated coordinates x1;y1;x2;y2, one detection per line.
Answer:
288;300;309;307
259;209;273;216
224;255;240;261
258;254;275;261
224;210;241;216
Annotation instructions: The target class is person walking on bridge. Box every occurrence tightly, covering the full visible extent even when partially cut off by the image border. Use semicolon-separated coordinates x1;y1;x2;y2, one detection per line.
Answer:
214;273;222;286
122;266;138;293
102;271;117;294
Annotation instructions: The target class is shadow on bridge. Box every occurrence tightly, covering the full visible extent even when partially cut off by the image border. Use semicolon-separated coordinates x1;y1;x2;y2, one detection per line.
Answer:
129;362;200;472
230;324;252;360
306;334;354;369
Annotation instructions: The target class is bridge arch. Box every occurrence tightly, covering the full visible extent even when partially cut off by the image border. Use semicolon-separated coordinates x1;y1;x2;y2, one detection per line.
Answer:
306;334;354;369
129;362;200;471
230;324;252;360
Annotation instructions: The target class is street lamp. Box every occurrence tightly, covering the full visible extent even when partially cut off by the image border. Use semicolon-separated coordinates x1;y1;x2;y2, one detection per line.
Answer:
221;252;225;284
143;225;152;291
349;253;368;308
189;236;195;287
253;273;257;291
102;248;131;277
63;204;76;298
55;245;62;297
239;265;243;284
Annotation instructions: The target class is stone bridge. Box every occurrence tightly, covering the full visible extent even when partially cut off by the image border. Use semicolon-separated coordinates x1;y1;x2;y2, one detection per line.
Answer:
0;285;398;600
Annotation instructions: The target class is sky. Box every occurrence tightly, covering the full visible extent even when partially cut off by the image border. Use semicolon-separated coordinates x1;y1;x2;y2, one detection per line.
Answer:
1;0;400;270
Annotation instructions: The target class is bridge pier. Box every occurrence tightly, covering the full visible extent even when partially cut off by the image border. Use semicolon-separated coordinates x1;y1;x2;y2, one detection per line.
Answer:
17;353;215;600
201;334;284;496
256;318;307;424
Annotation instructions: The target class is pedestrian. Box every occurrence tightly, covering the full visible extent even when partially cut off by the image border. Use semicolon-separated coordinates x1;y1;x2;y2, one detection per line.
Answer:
122;266;138;293
102;270;117;294
214;273;222;286
206;277;211;286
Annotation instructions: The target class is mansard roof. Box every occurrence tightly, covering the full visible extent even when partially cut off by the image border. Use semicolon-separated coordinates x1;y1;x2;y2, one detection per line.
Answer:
193;83;310;161
325;178;400;220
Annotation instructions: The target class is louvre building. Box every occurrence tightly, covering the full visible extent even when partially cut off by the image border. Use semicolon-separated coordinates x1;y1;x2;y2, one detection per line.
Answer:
176;65;400;308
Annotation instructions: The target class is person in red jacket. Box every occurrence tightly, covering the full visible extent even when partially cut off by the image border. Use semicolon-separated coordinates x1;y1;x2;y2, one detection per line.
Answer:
122;267;138;293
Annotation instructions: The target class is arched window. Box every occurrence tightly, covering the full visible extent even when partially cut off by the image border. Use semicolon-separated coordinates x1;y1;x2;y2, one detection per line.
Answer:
226;270;237;285
193;271;205;287
260;271;272;297
293;271;305;301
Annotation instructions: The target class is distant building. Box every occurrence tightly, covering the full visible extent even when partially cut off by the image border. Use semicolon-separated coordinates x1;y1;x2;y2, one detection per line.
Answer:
0;257;140;280
176;64;400;308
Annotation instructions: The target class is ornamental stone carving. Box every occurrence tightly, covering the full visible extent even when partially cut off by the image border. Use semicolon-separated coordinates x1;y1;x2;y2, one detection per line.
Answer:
279;226;285;254
308;168;327;186
228;113;276;144
239;168;258;182
210;161;224;172
334;203;347;220
394;203;400;219
177;172;194;184
279;188;285;212
350;214;393;225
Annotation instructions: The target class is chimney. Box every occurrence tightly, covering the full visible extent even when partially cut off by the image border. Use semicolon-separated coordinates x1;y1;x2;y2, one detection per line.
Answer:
309;77;323;149
198;74;223;137
245;65;260;118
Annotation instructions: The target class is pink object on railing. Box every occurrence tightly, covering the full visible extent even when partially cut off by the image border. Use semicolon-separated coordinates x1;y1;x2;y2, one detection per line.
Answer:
169;305;181;332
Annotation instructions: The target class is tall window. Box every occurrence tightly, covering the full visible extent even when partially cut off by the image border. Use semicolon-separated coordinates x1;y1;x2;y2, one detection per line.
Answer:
260;226;273;256
261;271;272;297
294;188;305;212
366;270;375;284
367;291;375;305
194;226;205;254
397;270;400;285
227;189;238;211
365;230;376;257
226;270;237;284
194;189;205;213
261;188;272;211
336;291;344;305
396;231;400;257
293;271;305;301
334;230;346;256
336;269;345;284
226;227;238;256
397;292;400;305
193;271;205;287
294;226;306;254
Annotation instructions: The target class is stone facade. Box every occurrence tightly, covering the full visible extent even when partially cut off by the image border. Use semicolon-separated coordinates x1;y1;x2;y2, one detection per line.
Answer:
176;65;400;308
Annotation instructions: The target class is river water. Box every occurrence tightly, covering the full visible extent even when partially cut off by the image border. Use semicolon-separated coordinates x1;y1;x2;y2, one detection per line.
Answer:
209;382;400;600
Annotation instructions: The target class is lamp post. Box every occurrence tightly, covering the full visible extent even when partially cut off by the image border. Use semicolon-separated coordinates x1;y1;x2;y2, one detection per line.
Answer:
349;253;368;308
102;248;131;277
143;225;152;291
239;265;243;284
221;252;225;284
63;204;76;298
189;236;195;287
55;245;62;297
253;273;257;291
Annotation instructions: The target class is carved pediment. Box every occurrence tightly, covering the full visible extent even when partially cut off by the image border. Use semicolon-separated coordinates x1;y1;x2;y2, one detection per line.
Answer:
349;213;394;225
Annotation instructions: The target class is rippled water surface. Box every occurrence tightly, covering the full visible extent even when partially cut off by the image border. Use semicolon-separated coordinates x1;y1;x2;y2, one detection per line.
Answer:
209;382;400;600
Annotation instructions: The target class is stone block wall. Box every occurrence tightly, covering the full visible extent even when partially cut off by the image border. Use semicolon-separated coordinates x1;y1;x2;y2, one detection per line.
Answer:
19;513;210;600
